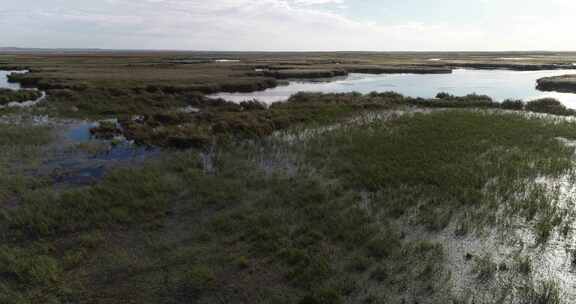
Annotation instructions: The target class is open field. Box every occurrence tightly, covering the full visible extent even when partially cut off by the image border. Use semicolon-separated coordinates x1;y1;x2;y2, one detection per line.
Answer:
3;51;576;303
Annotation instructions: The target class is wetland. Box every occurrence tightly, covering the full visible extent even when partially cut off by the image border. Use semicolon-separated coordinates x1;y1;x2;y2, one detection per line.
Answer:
212;69;576;108
3;51;576;304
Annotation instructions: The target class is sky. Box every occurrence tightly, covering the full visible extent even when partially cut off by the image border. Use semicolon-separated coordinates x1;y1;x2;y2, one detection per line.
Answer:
1;0;576;51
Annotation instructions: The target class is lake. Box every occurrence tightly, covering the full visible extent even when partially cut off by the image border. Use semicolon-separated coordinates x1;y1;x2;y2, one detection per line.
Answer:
210;69;576;109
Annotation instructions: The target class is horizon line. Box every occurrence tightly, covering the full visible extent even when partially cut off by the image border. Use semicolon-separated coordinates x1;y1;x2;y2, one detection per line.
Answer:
2;47;576;54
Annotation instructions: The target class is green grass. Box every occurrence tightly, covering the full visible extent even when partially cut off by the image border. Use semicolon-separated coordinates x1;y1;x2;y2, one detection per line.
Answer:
4;51;576;303
0;89;42;105
2;108;576;303
0;123;52;146
6;51;576;117
304;110;576;236
472;254;497;282
0;123;52;206
0;136;451;303
520;281;562;304
119;92;406;147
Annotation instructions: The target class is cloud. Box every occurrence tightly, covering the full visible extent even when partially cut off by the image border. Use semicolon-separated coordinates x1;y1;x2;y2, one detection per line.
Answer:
1;0;575;51
292;0;344;5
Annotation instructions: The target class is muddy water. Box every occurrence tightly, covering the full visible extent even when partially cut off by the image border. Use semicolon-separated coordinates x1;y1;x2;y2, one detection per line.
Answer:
210;69;576;109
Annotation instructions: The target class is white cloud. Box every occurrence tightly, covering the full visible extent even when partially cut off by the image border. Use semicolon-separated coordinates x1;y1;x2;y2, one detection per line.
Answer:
1;0;575;51
292;0;344;5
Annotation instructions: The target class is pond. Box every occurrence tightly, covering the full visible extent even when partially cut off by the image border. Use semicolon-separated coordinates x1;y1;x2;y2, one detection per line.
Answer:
0;70;25;90
210;69;576;109
37;121;161;185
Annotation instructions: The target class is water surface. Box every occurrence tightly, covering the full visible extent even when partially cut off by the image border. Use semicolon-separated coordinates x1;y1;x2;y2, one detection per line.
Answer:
211;69;576;108
0;70;25;90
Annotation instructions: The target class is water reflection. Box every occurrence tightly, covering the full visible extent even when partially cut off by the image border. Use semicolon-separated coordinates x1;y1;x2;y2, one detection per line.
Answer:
0;70;25;90
210;69;576;109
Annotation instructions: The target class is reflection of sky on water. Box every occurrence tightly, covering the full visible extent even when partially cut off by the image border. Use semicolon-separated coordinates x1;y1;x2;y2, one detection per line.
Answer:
211;69;576;109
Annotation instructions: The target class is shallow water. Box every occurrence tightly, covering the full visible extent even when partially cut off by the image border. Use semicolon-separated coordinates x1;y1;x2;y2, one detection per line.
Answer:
210;69;576;108
38;121;160;185
62;122;159;161
0;70;24;89
0;69;159;185
0;70;47;108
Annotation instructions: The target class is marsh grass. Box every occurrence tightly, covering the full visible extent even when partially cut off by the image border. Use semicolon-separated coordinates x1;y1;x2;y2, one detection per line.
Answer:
2;108;576;303
303;110;576;237
0;89;42;105
520;281;562;304
0;138;451;303
472;254;497;283
0;123;53;206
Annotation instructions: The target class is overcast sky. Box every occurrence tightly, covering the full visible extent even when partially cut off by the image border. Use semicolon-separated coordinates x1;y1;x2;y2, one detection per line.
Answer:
1;0;575;51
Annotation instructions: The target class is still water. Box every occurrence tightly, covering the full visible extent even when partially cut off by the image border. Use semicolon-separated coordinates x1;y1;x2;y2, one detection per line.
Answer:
0;70;25;90
210;69;576;108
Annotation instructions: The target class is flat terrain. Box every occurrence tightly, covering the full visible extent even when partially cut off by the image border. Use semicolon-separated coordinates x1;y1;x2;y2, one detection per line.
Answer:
2;51;576;303
2;50;576;116
3;51;576;91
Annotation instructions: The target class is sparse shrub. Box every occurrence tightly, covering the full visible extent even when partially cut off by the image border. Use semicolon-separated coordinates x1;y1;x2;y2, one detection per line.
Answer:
519;281;561;304
240;100;267;111
177;265;217;299
286;255;332;288
472;254;496;282
332;276;359;296
516;256;532;276
436;92;454;99
501;99;524;110
90;120;122;139
413;92;496;108
0;247;62;286
346;255;372;272
454;220;471;237
299;288;344;304
526;98;575;116
363;294;384;304
366;238;394;259
63;249;88;269
370;266;388;282
535;212;561;243
235;256;249;269
0;88;42;105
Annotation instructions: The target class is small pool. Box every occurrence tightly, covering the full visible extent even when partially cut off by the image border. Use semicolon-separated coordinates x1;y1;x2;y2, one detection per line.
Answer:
0;70;26;90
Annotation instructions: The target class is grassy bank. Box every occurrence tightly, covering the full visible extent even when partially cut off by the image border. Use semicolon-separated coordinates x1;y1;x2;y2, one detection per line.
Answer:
0;89;42;105
537;74;576;93
109;92;576;149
